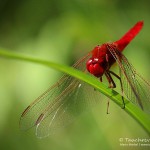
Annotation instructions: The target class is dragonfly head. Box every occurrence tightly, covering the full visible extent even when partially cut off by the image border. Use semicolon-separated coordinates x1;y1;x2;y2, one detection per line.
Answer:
86;57;106;77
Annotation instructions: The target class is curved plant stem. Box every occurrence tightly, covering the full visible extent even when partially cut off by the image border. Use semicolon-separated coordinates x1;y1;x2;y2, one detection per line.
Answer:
0;49;150;134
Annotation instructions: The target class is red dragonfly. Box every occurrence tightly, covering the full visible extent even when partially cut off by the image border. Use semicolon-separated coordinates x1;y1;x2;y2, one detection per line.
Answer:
20;21;150;138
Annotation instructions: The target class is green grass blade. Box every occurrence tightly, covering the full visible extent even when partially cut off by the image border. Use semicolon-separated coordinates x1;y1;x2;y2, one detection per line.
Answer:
0;49;150;134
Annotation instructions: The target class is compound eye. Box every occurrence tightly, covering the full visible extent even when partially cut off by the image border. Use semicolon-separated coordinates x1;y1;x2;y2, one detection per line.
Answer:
86;58;104;77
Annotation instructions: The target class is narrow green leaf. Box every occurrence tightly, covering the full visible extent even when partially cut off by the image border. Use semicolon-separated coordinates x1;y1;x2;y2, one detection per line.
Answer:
0;49;150;134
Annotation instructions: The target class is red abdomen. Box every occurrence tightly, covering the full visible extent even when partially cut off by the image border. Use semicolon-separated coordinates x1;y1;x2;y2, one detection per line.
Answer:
115;21;143;51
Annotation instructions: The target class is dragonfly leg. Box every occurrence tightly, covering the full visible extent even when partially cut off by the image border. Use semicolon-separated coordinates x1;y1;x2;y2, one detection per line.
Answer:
105;53;116;88
105;53;125;110
109;70;125;109
107;100;110;114
105;71;116;88
100;76;103;82
104;72;116;114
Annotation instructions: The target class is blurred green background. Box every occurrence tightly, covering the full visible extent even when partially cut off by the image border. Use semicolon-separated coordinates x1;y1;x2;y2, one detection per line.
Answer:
0;0;150;150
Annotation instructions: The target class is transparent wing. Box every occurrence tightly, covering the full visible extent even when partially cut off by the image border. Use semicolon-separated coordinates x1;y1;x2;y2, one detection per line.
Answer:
20;53;101;138
36;77;100;137
107;44;150;113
